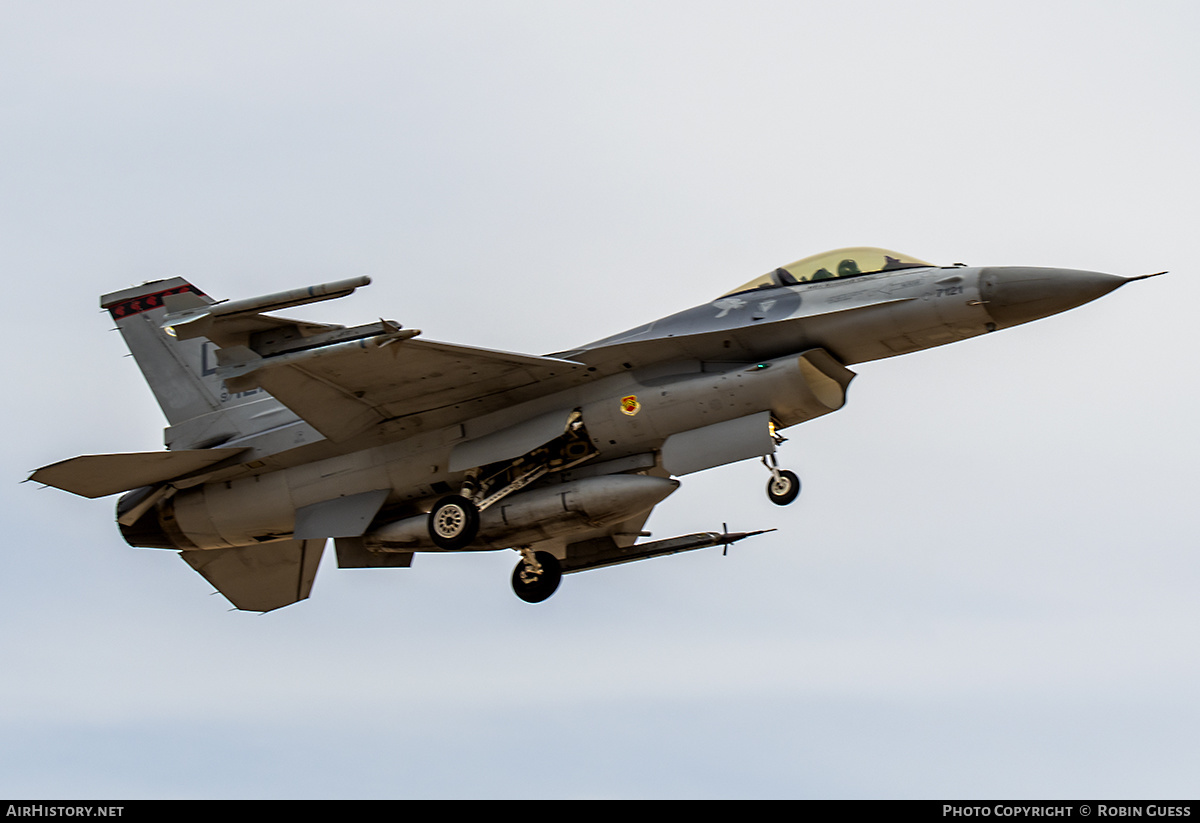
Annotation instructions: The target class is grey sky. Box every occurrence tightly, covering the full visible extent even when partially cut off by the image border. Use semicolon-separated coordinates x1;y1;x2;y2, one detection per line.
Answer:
3;0;1197;799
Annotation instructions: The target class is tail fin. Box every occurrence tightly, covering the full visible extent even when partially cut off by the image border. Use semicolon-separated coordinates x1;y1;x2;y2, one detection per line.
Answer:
101;278;292;450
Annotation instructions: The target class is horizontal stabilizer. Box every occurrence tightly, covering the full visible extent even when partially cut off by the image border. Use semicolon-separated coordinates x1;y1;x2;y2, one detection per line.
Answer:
181;539;325;612
30;448;245;498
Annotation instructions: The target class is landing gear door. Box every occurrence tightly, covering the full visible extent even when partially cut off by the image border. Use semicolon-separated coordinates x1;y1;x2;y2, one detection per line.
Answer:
660;410;775;476
449;409;577;473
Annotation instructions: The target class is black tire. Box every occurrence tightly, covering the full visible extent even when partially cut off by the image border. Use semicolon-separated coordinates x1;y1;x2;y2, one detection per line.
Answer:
511;551;562;603
428;495;480;550
766;470;801;506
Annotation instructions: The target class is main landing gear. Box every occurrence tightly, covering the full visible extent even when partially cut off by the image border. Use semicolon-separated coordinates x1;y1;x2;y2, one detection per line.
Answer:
426;411;598;551
511;547;562;603
762;454;800;506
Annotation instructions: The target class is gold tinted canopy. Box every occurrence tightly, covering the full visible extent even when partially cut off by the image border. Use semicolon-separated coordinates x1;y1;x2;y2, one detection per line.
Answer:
723;247;934;296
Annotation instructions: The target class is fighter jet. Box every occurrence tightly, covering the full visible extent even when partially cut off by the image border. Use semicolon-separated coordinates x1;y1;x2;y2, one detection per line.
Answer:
29;248;1162;611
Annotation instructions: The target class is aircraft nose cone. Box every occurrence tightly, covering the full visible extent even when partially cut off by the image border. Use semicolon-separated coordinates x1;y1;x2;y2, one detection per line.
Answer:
979;267;1126;329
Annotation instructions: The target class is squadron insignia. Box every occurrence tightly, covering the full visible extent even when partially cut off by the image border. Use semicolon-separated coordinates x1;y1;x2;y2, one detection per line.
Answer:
620;395;641;416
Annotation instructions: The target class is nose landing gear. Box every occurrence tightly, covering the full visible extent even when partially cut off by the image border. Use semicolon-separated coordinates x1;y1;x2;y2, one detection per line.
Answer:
762;455;800;506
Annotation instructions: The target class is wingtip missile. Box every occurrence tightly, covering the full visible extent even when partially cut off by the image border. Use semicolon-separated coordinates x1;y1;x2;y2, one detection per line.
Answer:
162;276;373;337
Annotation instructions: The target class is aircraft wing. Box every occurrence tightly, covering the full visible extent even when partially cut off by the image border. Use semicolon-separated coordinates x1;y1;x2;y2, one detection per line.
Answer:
141;276;593;443
217;336;590;442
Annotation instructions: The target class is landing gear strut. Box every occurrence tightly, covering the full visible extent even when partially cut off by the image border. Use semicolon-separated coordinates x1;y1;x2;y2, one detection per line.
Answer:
511;547;562;603
763;455;800;506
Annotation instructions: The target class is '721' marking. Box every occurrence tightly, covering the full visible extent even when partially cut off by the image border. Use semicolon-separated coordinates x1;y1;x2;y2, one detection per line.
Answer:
936;285;964;297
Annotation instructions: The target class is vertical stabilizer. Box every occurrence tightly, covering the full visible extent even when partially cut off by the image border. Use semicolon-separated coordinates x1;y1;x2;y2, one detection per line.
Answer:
102;279;223;426
101;278;302;450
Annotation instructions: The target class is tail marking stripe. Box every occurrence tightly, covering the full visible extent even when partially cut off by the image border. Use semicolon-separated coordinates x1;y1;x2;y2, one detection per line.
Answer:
105;284;206;320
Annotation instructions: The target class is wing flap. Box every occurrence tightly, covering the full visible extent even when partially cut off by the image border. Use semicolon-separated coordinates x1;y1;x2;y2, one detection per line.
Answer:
30;448;246;499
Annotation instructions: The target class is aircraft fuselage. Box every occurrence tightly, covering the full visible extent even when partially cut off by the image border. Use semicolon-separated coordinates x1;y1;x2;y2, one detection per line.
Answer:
34;247;1148;609
125;262;1128;556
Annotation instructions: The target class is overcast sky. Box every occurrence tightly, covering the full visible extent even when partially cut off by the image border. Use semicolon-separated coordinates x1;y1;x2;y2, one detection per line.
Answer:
3;0;1198;799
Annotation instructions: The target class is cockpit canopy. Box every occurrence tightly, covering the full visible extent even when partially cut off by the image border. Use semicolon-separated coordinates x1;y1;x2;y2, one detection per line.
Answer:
722;247;934;297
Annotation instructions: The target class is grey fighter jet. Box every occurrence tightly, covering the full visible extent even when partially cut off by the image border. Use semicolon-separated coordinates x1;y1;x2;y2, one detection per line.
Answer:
29;247;1161;611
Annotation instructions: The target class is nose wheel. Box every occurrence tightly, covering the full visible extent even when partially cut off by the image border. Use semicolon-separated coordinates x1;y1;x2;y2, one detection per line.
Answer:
762;455;800;506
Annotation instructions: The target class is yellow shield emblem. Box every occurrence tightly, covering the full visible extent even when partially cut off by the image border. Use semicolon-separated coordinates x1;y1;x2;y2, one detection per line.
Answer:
620;395;640;416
